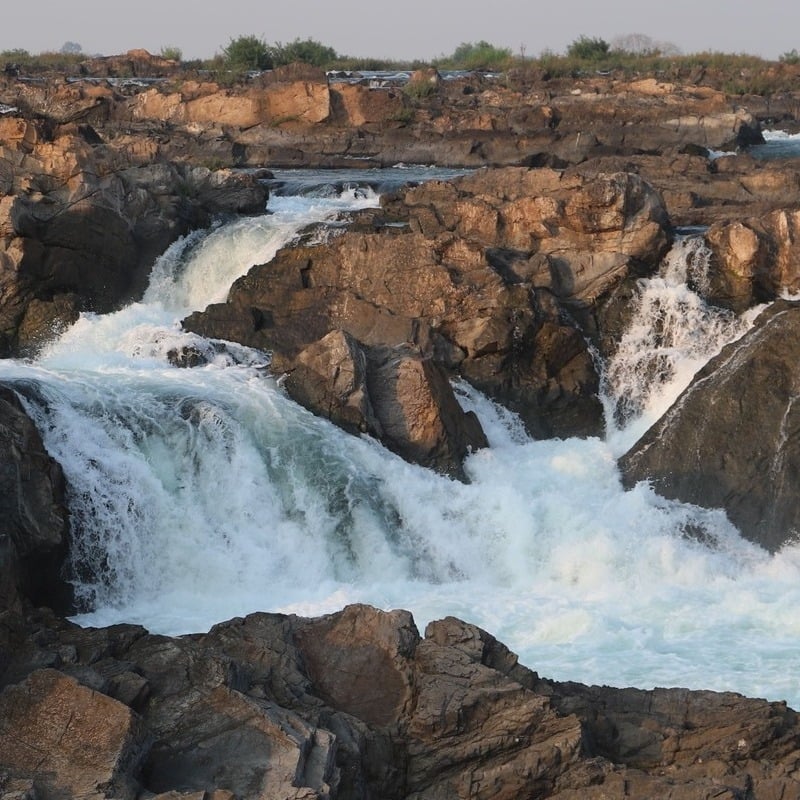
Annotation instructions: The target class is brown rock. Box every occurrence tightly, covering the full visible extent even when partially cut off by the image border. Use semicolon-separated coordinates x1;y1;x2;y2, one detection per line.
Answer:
285;331;487;479
144;685;338;799
5;604;800;799
186;167;670;445
707;209;800;309
285;329;381;437
331;84;406;126
0;669;148;800
296;604;418;727
365;344;488;478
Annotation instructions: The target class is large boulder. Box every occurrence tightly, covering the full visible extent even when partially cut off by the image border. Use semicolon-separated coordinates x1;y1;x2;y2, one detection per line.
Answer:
284;331;488;478
619;300;800;552
0;668;148;800
706;209;800;310
0;384;70;611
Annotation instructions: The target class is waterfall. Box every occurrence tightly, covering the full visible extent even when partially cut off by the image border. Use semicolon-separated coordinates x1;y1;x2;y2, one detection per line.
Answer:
601;235;764;454
3;180;800;709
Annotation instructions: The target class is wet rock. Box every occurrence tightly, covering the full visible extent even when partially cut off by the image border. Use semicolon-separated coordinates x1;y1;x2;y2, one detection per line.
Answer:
284;331;487;479
284;329;380;437
619;300;800;552
0;385;70;611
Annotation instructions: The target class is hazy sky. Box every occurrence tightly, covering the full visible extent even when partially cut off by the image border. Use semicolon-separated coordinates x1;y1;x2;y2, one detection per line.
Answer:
4;0;800;62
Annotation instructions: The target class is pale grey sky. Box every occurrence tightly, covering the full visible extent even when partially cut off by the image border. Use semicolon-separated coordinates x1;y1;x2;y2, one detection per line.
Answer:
3;0;799;62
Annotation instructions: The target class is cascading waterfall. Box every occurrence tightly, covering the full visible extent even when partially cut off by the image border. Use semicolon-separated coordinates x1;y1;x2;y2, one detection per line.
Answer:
4;177;800;709
602;234;764;453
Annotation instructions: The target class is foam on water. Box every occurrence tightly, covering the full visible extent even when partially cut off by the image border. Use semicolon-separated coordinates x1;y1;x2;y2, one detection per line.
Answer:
750;128;800;159
4;185;800;709
602;235;764;453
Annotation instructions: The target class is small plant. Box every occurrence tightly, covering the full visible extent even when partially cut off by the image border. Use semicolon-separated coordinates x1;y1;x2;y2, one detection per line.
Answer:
403;78;437;99
160;45;183;62
780;48;800;64
389;107;415;124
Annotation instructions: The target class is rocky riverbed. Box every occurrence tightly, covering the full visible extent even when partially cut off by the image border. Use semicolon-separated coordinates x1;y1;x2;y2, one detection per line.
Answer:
3;50;800;798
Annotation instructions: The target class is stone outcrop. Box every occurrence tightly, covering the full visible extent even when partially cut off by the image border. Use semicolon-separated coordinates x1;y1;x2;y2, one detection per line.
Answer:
706;208;800;309
184;167;671;454
619;300;800;552
0;668;148;800
1;62;776;179
0;120;268;355
0;384;70;611
2;603;800;799
132;69;331;129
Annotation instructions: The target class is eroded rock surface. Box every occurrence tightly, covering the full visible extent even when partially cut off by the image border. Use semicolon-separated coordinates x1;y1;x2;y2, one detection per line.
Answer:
2;604;799;800
0;384;70;611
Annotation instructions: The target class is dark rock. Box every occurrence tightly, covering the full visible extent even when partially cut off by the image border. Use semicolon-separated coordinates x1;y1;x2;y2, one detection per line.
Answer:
619;300;800;552
0;384;70;611
0;131;267;356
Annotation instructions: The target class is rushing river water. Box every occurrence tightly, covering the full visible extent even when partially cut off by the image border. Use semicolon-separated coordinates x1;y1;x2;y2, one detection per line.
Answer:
2;168;800;708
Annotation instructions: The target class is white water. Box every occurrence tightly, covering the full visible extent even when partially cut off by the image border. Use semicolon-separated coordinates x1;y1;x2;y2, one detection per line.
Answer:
4;184;800;709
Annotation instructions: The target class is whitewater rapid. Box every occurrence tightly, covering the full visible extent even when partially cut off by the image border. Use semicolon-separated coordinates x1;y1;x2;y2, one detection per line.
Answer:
3;178;800;709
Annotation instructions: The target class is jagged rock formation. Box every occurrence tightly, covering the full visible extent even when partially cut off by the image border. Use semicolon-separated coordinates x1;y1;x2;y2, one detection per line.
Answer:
2;603;800;799
620;300;800;552
184;166;670;463
0;116;268;355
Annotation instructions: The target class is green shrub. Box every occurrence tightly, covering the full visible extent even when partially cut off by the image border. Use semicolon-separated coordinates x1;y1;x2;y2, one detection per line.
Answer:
441;41;512;70
567;35;611;60
271;38;337;67
780;48;800;64
222;35;272;70
160;45;183;62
